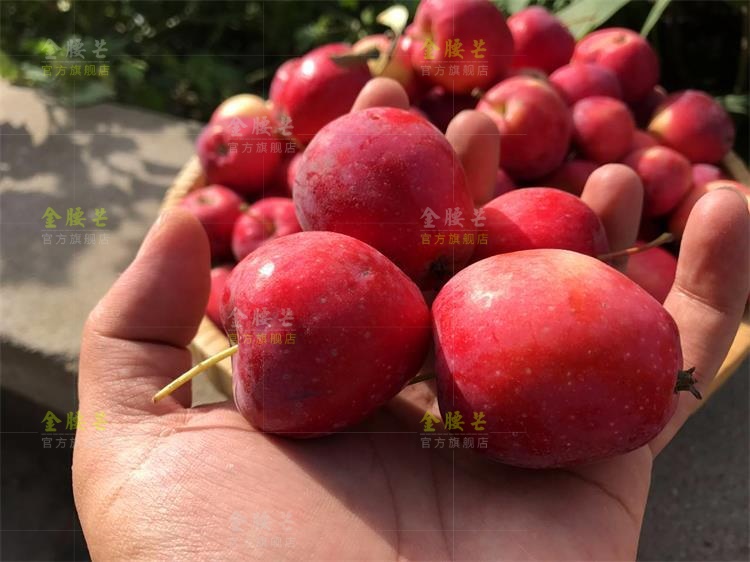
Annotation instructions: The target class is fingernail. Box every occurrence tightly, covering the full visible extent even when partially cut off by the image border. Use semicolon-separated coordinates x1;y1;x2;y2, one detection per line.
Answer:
715;185;749;205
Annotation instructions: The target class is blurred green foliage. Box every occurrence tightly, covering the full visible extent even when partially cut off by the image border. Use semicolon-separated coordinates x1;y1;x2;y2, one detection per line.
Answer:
1;0;747;156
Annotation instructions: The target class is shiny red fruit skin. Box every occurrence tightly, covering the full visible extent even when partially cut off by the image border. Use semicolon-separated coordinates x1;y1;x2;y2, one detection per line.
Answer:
477;76;572;181
625;245;677;304
294;107;475;289
271;43;370;145
222;232;431;436
572;96;635;164
269;58;301;107
623;146;692;217
433;249;682;468
648;90;735;164
549;62;623;106
472;188;609;262
206;266;233;327
231;197;301;262
179;184;244;261
196;116;283;196
572;27;659;104
508;6;575;74
408;0;514;93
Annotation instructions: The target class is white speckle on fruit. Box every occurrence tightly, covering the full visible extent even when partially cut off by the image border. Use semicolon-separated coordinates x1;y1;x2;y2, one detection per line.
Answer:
259;262;275;277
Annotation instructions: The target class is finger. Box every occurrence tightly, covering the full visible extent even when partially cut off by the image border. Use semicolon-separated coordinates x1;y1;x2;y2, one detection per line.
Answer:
651;188;750;454
445;110;500;206
80;208;211;414
351;77;410;112
581;163;643;270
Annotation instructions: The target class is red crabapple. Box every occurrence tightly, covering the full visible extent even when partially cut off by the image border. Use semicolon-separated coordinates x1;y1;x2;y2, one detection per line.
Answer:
180;185;244;261
472;187;609;262
294;107;475;289
433;249;688;468
222;231;431;436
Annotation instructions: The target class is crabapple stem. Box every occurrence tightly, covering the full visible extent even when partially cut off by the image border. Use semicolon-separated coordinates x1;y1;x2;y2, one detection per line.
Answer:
675;367;702;399
597;232;674;261
330;49;381;68
152;344;239;403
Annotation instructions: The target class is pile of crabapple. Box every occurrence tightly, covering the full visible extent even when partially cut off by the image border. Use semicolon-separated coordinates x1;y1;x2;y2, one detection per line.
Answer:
170;0;748;468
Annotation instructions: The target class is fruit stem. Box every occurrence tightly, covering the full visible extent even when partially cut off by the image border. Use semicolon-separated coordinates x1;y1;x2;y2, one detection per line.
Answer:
597;232;674;261
675;367;702;399
330;49;380;68
152;344;239;403
381;27;402;70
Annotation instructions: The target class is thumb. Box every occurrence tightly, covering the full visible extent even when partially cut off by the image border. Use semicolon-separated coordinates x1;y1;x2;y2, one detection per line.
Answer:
79;208;211;415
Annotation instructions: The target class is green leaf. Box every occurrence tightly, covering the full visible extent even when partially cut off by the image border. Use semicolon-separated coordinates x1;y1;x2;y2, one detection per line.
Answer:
70;80;115;106
117;57;148;86
504;0;532;14
557;0;630;39
641;0;671;37
0;50;20;81
18;62;50;85
717;94;749;116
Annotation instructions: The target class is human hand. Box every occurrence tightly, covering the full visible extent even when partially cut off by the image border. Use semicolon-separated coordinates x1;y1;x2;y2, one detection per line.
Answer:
74;78;749;561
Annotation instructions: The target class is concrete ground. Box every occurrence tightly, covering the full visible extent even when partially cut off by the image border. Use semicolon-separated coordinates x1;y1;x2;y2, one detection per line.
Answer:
1;82;748;560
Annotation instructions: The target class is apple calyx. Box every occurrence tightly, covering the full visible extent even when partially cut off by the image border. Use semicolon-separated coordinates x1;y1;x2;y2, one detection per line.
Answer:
674;367;702;399
597;232;674;262
261;217;276;237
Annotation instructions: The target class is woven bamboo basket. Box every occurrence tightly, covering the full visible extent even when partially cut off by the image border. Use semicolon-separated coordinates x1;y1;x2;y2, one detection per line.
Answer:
162;153;750;401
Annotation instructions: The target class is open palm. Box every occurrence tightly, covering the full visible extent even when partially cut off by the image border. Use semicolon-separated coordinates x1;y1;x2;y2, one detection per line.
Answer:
74;79;749;561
